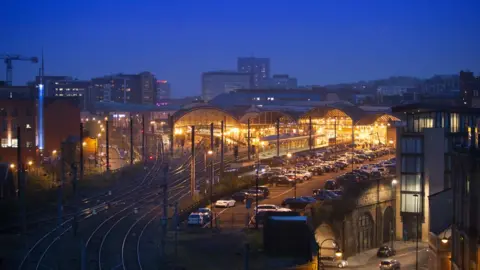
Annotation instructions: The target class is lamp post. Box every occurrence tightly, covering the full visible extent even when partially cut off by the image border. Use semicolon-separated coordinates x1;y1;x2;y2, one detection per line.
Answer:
391;179;397;250
286;152;296;198
207;149;214;229
413;194;419;270
317;238;342;270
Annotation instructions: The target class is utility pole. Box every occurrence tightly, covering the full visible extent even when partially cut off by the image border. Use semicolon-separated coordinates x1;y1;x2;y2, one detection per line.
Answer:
190;126;196;196
105;118;110;172
414;194;419;270
79;123;84;181
160;163;169;260
334;116;337;159
75;123;84;236
168;113;174;157
142;114;145;163
220;120;224;177
210;123;214;229
17;126;26;237
130;115;134;165
309;116;313;152
247;119;251;161
58;141;65;226
276;118;280;157
351;123;355;172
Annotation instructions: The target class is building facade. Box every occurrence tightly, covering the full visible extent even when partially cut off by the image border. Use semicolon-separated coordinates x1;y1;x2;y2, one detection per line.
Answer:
460;71;480;107
237;57;270;88
201;71;252;101
259;74;298;89
392;103;480;270
155;80;171;102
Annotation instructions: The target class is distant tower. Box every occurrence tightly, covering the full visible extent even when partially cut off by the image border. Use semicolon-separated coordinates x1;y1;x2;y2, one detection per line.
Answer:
38;48;45;151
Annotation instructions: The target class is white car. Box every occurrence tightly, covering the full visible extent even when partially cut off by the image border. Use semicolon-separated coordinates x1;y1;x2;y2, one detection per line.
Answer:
289;170;312;180
215;198;236;208
197;208;212;219
187;213;206;225
255;204;291;213
255;164;271;174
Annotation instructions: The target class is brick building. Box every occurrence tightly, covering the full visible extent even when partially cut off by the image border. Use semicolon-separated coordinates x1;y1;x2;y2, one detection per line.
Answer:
0;92;80;166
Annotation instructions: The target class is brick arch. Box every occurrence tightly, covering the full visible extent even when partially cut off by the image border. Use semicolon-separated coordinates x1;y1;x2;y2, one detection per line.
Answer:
357;211;374;252
383;206;394;244
314;222;337;245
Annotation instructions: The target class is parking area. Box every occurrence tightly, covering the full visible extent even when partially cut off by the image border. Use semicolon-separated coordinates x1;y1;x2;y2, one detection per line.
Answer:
185;144;395;230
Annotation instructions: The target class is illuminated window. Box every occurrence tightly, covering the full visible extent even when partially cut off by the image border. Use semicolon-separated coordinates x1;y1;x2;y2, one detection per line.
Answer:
26;124;31;129
401;174;421;192
401;193;422;213
11;139;18;148
1;138;8;148
26;141;34;147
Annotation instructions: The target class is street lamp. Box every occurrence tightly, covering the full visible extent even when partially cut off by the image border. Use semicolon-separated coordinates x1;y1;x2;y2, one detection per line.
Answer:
207;149;214;229
52;150;57;155
10;163;15;169
27;161;33;166
413;194;420;270
317;238;342;270
286;152;296;198
391;179;397;250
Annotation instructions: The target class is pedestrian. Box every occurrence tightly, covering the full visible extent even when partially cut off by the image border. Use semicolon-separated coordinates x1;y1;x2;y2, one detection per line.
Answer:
403;228;408;242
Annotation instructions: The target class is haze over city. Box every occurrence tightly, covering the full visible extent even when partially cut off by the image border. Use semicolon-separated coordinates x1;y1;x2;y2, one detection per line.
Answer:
3;0;480;97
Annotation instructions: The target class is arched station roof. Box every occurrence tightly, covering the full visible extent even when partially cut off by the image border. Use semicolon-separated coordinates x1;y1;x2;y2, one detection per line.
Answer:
172;104;239;127
239;107;303;124
355;113;401;126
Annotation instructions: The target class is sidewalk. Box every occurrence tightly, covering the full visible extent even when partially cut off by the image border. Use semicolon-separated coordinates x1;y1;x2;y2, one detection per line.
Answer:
346;241;428;267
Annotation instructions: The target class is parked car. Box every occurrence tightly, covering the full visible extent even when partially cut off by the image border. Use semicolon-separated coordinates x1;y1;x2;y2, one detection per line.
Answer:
319;256;348;268
379;259;401;269
281;197;314;209
324;179;340;191
255;204;291;213
197;208;212;219
214;198;236;208
377;246;396;257
187;213;206;226
231;191;248;203
256;186;270;198
271;176;296;187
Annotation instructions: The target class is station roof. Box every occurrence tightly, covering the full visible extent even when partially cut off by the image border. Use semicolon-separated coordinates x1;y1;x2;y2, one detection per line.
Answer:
94;101;180;112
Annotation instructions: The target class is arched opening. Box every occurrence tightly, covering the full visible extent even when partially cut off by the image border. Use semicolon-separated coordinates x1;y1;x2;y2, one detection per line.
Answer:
354;113;400;147
357;212;374;252
314;223;338;257
383;206;394;244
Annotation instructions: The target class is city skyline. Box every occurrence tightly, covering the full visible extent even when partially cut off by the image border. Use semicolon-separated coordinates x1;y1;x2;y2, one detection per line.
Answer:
2;0;480;97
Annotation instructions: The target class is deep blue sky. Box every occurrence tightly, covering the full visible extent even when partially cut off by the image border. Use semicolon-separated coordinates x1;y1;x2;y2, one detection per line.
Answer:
2;0;480;97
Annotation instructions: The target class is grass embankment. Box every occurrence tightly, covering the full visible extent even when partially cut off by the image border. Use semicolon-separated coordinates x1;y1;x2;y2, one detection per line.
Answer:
0;164;144;227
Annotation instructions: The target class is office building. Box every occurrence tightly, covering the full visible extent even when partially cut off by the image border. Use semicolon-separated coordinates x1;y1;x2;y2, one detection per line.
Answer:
237;57;270;88
139;72;155;104
392;103;480;270
201;71;251;101
156;80;171;102
260;74;298;89
460;71;480;107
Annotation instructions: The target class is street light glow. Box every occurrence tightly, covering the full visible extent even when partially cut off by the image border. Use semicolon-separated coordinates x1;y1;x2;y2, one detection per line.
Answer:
28;161;33;166
82;142;87;146
441;237;449;244
10;164;15;169
52;150;57;155
392;179;398;185
287;153;292;158
335;249;343;257
207;150;213;155
98;133;101;138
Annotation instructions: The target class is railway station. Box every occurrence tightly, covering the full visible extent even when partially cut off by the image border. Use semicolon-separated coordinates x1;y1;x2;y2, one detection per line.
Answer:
169;102;401;156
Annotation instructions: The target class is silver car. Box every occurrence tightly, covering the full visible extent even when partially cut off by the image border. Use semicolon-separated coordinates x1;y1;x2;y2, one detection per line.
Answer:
319;256;348;268
379;259;401;269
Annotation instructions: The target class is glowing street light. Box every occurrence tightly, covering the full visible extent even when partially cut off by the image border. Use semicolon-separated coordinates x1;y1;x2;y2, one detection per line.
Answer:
52;150;57;155
82;142;87;147
335;249;343;257
97;120;101;124
27;161;33;166
97;133;101;138
441;237;449;244
207;150;213;155
287;152;292;158
392;179;398;185
10;164;15;169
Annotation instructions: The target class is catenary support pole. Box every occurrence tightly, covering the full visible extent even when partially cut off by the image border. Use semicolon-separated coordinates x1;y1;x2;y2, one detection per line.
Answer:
247;119;251;161
276;118;280;157
106;119;110;172
220;120;224;177
130;115;134;165
210;123;214;229
142;114;145;163
191;125;196;196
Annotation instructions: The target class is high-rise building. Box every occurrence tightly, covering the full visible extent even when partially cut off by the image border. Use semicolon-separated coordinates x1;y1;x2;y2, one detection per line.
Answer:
460;71;480;107
156;80;171;103
201;71;252;101
237;57;270;88
139;72;155;105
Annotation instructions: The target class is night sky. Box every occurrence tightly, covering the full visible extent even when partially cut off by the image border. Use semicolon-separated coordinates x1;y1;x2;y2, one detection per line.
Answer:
2;0;480;97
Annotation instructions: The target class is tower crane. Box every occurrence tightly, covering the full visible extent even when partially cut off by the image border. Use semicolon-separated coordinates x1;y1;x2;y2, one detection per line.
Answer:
0;54;39;86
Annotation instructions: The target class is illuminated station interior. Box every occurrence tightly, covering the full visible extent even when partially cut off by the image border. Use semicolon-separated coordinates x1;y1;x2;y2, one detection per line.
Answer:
170;104;401;154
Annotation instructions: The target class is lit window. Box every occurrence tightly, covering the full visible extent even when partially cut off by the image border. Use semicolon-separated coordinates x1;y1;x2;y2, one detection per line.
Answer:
26;124;31;129
11;139;18;148
1;138;8;148
26;141;33;148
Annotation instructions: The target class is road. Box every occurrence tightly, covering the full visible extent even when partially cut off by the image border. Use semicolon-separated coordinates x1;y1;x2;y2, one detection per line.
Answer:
356;246;429;269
